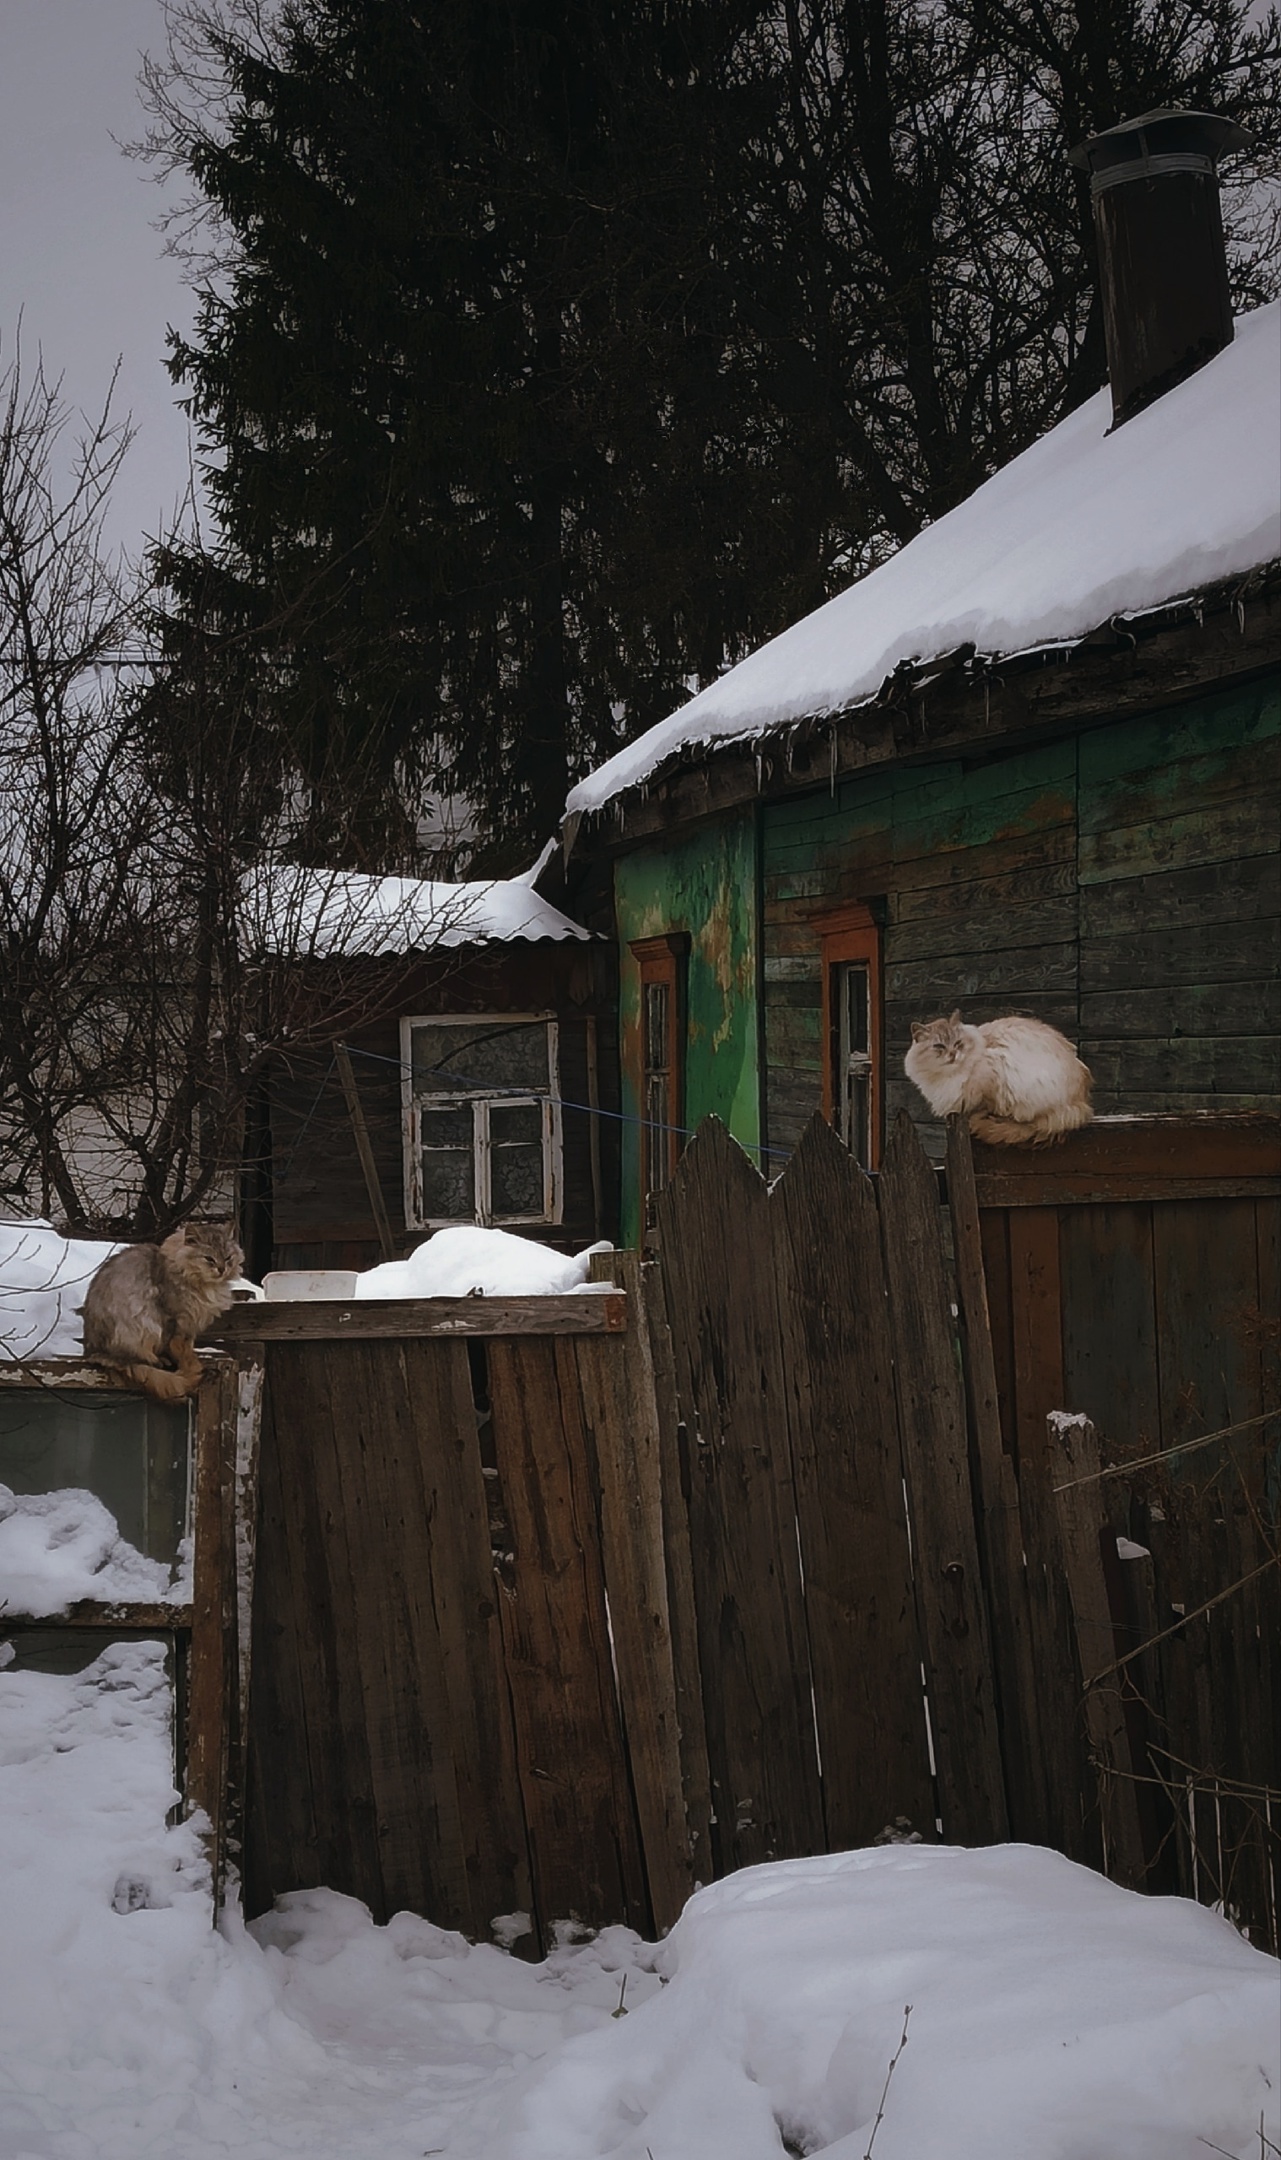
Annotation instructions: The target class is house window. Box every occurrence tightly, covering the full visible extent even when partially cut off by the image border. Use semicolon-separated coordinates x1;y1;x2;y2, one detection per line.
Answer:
401;1014;562;1228
819;907;883;1169
630;935;688;1231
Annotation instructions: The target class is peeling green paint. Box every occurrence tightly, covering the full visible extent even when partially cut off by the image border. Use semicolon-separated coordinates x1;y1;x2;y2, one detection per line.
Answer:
614;811;759;1247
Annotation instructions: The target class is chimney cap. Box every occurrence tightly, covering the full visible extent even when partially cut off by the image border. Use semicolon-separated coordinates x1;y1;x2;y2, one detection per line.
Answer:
1069;107;1254;193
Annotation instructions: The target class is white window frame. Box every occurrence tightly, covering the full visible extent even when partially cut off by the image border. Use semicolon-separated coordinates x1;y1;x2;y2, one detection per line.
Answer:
399;1012;563;1230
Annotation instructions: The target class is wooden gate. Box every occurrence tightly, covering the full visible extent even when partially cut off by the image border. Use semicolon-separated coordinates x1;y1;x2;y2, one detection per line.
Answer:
217;1291;696;1947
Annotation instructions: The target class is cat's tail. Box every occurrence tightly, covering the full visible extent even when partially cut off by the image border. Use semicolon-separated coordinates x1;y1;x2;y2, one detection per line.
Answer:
91;1341;203;1401
969;1101;1093;1148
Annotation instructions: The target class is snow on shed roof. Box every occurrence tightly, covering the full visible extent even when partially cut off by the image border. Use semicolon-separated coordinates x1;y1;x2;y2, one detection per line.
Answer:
567;300;1281;818
247;865;592;957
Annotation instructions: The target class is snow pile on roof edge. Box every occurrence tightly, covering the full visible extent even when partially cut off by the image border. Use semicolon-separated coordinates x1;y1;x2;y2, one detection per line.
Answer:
567;301;1281;816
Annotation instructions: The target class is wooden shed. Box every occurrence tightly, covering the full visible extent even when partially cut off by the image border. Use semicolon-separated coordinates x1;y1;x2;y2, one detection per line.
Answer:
240;868;617;1278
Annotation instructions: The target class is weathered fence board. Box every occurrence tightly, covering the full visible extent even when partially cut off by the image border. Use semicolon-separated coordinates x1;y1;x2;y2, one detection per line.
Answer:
879;1112;1008;1843
578;1251;698;1934
485;1337;650;1934
656;1118;826;1874
772;1116;934;1846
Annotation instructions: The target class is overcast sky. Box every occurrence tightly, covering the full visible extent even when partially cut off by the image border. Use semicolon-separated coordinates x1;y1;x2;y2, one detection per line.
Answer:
1;0;200;557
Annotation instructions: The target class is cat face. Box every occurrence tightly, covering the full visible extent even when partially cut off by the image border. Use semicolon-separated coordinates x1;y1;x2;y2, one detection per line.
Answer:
162;1222;244;1285
908;1011;966;1065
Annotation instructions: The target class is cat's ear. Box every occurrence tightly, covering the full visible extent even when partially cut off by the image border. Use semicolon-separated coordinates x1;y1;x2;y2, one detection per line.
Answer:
948;1009;962;1027
910;1021;926;1042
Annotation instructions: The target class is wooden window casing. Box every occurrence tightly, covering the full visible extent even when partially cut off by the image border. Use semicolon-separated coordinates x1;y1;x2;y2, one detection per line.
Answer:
400;1013;563;1230
818;905;884;1170
629;934;688;1231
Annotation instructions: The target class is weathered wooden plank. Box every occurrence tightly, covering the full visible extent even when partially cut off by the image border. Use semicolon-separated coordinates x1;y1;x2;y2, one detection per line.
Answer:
889;894;1079;965
1081;850;1280;944
971;1112;1281;1210
656;1117;826;1874
877;1111;1007;1843
333;1042;398;1262
486;1335;650;1933
892;852;1079;924
1080;913;1280;990
1046;1413;1148;1887
575;1257;697;1935
1;1603;194;1629
1006;1207;1065;1473
1081;1036;1281;1098
186;1357;238;1901
215;1294;627;1340
945;1118;1043;1840
886;941;1078;1006
634;1254;716;1893
773;1117;935;1847
325;1340;474;1929
398;1337;534;1940
1058;1206;1162;1455
1081;979;1281;1038
1153;1199;1263;1453
1077;785;1281;883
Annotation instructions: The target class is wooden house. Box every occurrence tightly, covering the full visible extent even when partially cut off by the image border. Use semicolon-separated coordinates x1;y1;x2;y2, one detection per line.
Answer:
241;868;615;1277
559;110;1281;1245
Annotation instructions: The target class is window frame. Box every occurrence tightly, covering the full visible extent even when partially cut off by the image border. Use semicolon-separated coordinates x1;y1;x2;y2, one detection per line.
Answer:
817;904;884;1171
399;1011;563;1230
629;933;689;1231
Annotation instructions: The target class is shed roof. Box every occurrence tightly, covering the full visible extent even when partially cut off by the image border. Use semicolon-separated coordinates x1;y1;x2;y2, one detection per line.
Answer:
248;864;593;957
567;301;1280;819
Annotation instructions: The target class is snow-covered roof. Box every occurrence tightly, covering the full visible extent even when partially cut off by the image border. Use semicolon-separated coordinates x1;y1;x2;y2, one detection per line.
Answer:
567;301;1281;817
246;865;592;957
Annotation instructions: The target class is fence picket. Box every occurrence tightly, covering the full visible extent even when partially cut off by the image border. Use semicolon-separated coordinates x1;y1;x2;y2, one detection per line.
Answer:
656;1118;826;1874
772;1116;935;1845
878;1111;1008;1843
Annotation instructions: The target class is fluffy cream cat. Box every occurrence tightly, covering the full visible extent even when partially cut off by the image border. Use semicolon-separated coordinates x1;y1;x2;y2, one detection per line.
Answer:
904;1011;1093;1146
81;1223;243;1400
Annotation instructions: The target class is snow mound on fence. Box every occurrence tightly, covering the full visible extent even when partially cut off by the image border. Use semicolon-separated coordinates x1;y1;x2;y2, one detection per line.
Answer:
450;1844;1281;2160
0;1218;118;1360
0;1484;183;1616
354;1226;613;1299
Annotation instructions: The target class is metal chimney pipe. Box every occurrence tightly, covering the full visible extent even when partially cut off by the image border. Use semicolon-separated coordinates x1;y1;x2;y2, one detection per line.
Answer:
1069;108;1253;428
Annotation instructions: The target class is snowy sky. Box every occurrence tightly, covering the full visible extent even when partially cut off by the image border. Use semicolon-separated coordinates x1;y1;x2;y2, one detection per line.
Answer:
0;0;199;558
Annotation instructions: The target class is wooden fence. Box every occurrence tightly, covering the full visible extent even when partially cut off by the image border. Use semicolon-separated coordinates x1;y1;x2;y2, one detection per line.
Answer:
219;1109;1280;1953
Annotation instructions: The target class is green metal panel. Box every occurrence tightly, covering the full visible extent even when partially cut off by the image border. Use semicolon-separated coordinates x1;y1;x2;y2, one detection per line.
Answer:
613;811;760;1248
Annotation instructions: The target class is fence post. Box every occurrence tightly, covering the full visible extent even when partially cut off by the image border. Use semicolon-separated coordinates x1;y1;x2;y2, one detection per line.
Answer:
1046;1412;1148;1887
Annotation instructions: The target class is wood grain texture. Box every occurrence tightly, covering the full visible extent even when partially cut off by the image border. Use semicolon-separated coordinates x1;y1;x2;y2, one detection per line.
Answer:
215;1295;627;1341
575;1256;697;1933
486;1336;650;1934
878;1111;1007;1843
1046;1413;1147;1886
187;1357;239;1902
945;1118;1045;1841
656;1117;826;1874
772;1116;935;1845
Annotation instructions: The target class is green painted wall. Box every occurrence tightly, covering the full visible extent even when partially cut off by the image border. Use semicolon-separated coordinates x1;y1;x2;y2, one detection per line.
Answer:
613;811;760;1247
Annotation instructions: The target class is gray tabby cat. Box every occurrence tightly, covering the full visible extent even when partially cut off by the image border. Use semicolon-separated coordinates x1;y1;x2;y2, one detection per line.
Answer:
81;1223;243;1400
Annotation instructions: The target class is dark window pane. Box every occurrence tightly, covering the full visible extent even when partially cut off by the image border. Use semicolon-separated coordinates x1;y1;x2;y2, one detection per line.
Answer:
420;1149;475;1218
0;1392;189;1564
490;1143;545;1217
420;1102;474;1147
489;1102;543;1148
412;1021;549;1096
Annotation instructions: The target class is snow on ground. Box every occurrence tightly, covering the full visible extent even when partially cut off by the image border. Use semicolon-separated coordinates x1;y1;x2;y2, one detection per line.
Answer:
1;1641;1277;2160
566;300;1281;814
353;1226;613;1298
0;1221;119;1361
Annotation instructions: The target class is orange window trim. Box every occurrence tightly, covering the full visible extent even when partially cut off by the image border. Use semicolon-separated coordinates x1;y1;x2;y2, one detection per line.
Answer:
815;903;884;1167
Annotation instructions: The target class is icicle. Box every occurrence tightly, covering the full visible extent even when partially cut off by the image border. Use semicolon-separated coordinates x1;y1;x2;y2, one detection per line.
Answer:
829;724;837;797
